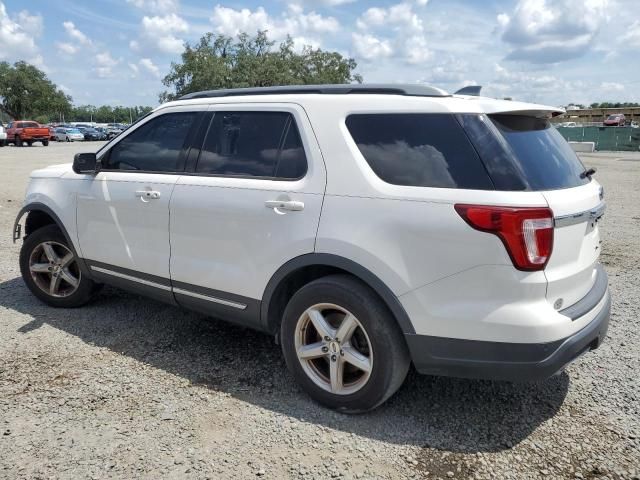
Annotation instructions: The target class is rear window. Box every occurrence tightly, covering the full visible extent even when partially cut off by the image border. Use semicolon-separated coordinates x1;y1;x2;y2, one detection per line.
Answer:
345;114;494;189
459;114;589;191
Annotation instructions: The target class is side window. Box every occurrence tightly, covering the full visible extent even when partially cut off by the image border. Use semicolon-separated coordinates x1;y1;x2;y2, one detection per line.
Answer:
196;111;307;179
345;114;494;190
102;112;197;172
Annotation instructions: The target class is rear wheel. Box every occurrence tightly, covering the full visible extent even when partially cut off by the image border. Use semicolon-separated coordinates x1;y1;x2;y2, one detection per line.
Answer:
27;140;33;147
42;140;49;146
280;274;410;413
15;135;22;147
19;224;100;308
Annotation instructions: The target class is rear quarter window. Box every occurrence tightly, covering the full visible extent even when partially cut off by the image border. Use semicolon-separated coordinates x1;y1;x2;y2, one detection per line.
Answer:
345;114;494;189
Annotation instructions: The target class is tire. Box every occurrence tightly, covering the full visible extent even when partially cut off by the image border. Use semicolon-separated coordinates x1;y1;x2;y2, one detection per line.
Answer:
0;139;5;147
280;274;410;413
42;140;49;146
27;141;33;147
66;137;70;142
19;224;100;308
15;135;22;147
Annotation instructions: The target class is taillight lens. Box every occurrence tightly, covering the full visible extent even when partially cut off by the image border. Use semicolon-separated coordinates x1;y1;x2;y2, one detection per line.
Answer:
454;204;554;271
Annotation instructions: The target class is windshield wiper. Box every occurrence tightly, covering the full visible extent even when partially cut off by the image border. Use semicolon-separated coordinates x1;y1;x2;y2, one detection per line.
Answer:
580;167;597;179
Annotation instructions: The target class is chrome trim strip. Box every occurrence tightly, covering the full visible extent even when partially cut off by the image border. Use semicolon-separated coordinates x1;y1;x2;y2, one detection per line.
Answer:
172;288;247;310
554;202;606;228
90;266;172;291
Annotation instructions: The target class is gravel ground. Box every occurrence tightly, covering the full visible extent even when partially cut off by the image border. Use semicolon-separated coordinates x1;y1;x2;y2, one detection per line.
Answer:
0;143;638;479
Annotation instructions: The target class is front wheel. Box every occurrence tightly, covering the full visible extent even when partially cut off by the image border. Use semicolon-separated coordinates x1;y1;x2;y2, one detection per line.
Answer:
19;224;100;307
66;136;70;142
42;140;49;146
280;274;410;413
15;135;22;147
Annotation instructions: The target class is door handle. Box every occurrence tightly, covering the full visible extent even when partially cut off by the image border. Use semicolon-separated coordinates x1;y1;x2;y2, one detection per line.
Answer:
135;190;161;201
265;200;304;212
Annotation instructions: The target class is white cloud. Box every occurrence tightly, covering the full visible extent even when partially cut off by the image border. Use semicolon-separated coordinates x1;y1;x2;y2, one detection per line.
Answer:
139;58;160;77
498;0;610;63
130;13;188;54
210;4;339;46
289;0;355;6
353;2;428;64
127;0;179;11
94;51;119;78
57;42;78;55
0;2;41;63
63;20;92;46
351;33;393;60
622;20;640;47
16;10;42;37
600;82;624;91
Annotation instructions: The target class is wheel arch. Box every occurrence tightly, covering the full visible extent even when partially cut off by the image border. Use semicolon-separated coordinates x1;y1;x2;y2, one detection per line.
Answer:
14;203;74;248
261;253;416;336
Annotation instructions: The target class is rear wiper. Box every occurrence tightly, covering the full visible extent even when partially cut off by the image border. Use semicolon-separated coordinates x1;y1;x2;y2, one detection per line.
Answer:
580;167;597;179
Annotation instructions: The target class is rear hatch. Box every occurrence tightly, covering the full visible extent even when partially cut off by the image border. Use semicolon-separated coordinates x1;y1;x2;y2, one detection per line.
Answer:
459;113;604;312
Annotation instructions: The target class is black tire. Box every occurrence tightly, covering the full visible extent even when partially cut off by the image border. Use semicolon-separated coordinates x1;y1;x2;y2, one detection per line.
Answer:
27;140;33;147
0;139;5;147
42;140;49;146
19;224;100;308
280;274;410;413
66;136;70;142
15;135;22;147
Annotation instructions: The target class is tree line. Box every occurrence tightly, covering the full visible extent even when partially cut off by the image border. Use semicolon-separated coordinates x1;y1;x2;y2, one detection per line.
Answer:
1;31;361;124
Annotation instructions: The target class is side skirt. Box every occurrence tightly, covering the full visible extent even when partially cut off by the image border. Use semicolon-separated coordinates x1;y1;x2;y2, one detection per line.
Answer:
85;260;262;330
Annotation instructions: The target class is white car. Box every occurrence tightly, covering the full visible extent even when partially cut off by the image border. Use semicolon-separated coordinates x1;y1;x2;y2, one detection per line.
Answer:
0;123;7;146
13;84;610;412
55;127;85;142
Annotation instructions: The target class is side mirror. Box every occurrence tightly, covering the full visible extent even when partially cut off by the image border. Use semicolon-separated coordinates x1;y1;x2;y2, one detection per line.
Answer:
73;152;98;174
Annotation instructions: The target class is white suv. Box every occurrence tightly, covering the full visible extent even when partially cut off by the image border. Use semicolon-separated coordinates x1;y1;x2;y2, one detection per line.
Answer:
14;84;610;412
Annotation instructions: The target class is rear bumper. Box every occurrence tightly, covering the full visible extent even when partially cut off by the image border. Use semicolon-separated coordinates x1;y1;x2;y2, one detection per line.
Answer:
406;284;611;382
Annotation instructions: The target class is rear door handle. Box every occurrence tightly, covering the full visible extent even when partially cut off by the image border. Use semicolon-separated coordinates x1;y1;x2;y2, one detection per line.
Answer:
135;190;161;201
265;200;304;212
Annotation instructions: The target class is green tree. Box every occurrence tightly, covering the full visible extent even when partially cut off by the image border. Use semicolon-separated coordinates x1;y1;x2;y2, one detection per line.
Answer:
160;31;362;102
0;61;72;119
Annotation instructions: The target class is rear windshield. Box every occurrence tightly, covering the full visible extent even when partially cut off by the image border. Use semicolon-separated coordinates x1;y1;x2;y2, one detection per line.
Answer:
459;114;590;191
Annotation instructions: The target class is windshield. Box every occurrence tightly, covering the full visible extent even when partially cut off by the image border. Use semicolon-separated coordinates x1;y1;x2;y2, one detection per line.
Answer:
68;129;81;133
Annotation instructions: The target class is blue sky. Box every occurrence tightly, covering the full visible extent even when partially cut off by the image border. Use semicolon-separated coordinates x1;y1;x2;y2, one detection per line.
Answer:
1;0;638;107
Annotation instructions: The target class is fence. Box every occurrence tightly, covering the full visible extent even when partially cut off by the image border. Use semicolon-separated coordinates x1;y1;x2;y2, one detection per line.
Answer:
556;126;640;152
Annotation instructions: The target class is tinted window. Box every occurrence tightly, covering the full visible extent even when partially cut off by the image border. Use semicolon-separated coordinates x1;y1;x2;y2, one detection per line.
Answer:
461;114;589;191
102;112;196;172
197;112;305;179
345;114;494;189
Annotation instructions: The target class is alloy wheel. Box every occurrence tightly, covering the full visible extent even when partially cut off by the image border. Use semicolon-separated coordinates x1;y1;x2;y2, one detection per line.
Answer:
28;241;81;298
294;303;373;395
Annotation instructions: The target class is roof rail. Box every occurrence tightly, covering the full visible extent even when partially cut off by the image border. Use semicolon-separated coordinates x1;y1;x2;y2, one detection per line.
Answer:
179;83;450;100
454;85;482;96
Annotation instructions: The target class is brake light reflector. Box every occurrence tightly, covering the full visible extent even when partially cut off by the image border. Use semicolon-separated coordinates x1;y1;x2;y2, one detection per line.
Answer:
455;204;554;271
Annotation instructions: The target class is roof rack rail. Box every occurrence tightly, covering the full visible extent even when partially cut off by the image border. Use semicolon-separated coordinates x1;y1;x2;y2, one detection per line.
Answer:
179;83;450;100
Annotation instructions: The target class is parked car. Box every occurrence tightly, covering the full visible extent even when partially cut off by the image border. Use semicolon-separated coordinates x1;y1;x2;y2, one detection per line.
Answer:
5;121;50;146
54;127;85;142
0;123;7;147
604;114;626;126
13;84;610;412
81;128;107;141
105;126;123;140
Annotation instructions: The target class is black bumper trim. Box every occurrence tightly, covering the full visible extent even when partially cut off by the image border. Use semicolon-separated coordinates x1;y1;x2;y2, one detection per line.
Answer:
559;263;608;320
406;289;610;381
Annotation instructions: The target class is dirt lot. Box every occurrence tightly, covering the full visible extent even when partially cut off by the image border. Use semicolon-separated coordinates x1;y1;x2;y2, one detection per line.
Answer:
0;143;639;479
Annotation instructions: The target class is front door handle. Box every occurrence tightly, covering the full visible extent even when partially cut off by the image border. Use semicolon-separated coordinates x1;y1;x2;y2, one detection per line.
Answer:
135;190;161;202
265;200;304;212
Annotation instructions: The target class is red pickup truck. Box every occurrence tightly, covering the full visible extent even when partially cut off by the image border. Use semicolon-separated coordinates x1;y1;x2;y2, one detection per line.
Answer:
6;121;50;147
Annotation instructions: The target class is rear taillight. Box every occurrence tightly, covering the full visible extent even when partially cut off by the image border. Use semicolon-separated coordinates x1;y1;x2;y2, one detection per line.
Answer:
455;204;554;271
